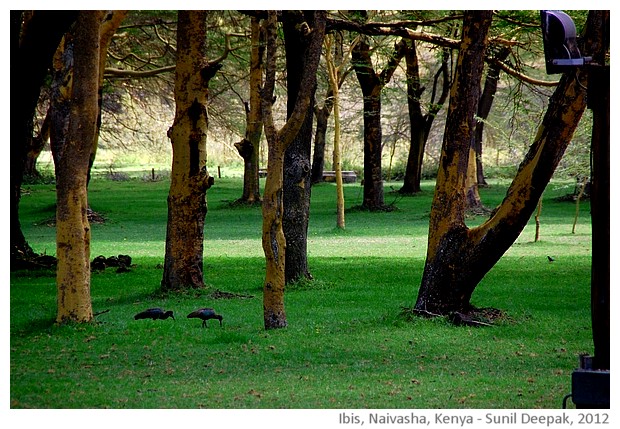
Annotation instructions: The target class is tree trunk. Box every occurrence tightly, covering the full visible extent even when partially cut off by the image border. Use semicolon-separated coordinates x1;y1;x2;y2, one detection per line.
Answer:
55;11;103;323
400;39;425;194
87;11;128;186
50;33;73;172
24;108;51;177
415;11;590;316
352;37;406;210
261;11;325;329
282;11;318;284
473;47;510;188
235;16;264;204
11;11;77;262
161;11;215;291
310;99;331;185
325;34;346;230
401;44;449;194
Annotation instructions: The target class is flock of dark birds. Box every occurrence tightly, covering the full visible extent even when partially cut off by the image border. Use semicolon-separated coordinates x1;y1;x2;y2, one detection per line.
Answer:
134;307;223;328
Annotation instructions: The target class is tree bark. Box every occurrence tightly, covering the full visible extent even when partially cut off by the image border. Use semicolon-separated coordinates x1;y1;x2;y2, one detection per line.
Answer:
11;10;77;262
311;91;333;185
235;16;264;204
87;11;128;186
161;11;215;291
261;11;326;329
473;47;510;187
55;11;104;323
282;11;318;284
414;10;589;315
352;36;406;210
325;34;346;230
400;44;449;194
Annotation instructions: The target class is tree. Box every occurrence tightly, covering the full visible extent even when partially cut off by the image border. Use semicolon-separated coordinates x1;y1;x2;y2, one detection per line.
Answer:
234;16;264;205
472;46;510;188
11;11;78;263
399;40;450;194
161;11;222;291
414;10;591;316
55;11;105;323
282;11;322;284
310;31;350;185
352;31;406;210
260;11;326;329
325;34;348;229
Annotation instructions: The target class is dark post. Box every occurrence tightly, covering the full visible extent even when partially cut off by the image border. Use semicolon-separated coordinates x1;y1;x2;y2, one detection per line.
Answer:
587;41;609;373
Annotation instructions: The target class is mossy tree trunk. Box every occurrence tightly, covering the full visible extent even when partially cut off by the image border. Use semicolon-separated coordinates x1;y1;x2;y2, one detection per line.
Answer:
415;11;589;315
261;11;326;329
55;11;104;323
161;11;219;291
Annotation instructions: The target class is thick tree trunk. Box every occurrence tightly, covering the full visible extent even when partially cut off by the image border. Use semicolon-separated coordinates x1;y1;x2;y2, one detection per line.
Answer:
352;37;406;210
261;11;325;329
161;11;215;291
415;11;589;315
55;11;103;323
236;16;263;204
11;11;77;262
50;33;73;172
282;11;318;283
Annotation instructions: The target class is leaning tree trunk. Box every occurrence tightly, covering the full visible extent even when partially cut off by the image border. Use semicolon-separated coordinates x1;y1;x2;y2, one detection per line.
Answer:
161;11;217;291
55;11;104;323
282;10;319;284
261;11;326;329
414;10;590;316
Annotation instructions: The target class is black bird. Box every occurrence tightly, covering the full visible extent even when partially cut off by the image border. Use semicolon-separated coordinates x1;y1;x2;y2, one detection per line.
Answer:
547;255;555;262
187;308;223;328
134;308;175;321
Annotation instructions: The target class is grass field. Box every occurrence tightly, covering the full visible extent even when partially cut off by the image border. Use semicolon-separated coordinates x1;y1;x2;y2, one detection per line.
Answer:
10;176;594;410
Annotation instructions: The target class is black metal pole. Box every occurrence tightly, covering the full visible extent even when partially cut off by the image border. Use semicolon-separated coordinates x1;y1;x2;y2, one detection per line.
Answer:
588;63;610;371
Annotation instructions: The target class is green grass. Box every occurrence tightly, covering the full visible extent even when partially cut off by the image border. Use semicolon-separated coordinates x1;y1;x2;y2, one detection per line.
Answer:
11;177;593;409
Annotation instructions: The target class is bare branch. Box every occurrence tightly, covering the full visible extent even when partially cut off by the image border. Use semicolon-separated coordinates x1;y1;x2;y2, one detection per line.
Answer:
104;65;175;78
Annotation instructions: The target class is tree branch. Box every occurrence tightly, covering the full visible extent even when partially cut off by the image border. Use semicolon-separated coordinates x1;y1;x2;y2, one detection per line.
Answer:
104;65;175;78
487;58;559;87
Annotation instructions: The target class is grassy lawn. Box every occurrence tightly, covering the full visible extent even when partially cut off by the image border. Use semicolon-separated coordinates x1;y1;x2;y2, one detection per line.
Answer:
10;176;593;409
